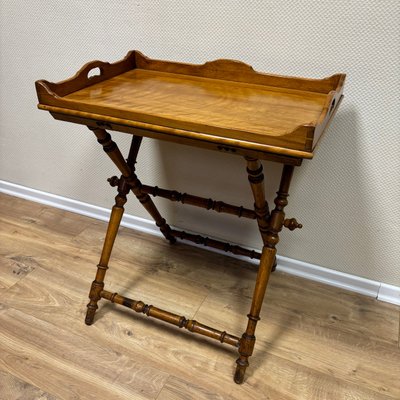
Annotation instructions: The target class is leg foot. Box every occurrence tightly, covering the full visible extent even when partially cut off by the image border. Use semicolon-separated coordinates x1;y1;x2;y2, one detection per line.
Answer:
85;279;104;325
85;305;97;325
234;359;248;384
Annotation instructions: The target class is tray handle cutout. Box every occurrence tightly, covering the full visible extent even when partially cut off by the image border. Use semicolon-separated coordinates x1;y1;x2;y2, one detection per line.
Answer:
78;61;108;84
35;53;136;99
329;98;336;115
88;66;102;79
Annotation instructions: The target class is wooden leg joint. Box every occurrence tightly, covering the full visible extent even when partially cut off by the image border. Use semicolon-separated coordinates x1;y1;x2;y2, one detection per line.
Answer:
85;280;105;325
108;176;120;187
117;176;131;197
89;280;104;297
234;334;256;384
239;333;256;357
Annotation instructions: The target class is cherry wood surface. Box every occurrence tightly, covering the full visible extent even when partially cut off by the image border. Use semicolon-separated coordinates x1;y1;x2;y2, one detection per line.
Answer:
63;70;326;148
36;51;345;160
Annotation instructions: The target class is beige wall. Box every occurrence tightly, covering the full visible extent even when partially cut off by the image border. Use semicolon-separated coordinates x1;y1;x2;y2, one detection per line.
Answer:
0;1;399;285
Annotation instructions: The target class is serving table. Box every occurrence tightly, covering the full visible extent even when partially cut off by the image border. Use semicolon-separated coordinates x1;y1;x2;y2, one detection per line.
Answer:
35;51;345;384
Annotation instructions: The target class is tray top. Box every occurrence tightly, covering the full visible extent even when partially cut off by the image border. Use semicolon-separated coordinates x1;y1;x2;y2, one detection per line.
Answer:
36;51;345;160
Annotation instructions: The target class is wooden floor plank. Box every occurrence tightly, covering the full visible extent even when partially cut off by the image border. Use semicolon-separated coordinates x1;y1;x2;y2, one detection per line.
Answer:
0;369;58;400
0;306;168;400
194;281;400;398
0;193;399;399
0;254;37;293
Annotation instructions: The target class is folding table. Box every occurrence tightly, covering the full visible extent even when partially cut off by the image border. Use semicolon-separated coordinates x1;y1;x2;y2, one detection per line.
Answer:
35;51;345;383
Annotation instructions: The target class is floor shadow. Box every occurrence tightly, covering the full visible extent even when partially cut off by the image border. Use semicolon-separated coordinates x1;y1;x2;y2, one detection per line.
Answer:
95;297;236;358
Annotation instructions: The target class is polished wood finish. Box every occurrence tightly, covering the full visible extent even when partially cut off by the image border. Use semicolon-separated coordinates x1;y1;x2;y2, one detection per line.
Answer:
90;127;131;177
108;177;257;220
246;157;270;243
235;162;295;383
89;124;293;383
100;289;240;347
85;129;177;323
170;229;261;260
48;109;306;165
92;129;175;244
85;181;129;325
124;136;176;244
141;184;257;220
34;52;346;384
62;70;325;151
36;51;345;160
1;195;399;400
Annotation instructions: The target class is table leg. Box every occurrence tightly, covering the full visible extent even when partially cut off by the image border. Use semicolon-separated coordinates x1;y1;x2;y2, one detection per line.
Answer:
234;161;294;383
85;182;129;325
245;158;270;245
85;129;176;324
125;135;176;243
90;128;175;243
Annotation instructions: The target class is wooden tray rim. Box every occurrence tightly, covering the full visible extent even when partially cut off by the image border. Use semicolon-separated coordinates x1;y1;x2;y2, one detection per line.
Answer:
35;51;345;158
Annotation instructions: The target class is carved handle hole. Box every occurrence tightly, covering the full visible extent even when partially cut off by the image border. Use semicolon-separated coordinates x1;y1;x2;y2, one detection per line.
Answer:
88;67;102;79
329;98;336;114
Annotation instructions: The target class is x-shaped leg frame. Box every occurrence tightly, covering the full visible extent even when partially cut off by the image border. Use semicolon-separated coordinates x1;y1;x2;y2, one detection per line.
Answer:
85;127;302;384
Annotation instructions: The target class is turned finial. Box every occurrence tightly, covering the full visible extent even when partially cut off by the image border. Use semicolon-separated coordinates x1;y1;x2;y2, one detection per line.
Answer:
107;176;120;187
283;218;303;231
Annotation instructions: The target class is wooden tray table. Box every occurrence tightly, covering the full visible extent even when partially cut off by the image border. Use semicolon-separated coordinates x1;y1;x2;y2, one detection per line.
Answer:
36;51;345;384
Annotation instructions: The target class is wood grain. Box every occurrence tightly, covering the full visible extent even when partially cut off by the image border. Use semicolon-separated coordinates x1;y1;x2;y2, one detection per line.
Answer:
36;51;345;159
0;369;58;400
0;193;398;399
63;69;325;146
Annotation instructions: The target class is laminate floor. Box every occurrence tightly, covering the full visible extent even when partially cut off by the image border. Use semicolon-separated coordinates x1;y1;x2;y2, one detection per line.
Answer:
0;193;399;399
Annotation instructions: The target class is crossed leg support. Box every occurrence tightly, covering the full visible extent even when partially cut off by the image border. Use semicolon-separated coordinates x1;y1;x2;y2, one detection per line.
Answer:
85;128;297;384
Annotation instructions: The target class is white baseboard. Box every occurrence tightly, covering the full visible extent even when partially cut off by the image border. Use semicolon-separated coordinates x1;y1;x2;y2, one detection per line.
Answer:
378;283;400;306
1;180;399;306
275;255;381;298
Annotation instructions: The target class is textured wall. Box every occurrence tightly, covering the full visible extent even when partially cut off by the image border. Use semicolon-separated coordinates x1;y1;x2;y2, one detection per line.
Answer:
0;1;399;285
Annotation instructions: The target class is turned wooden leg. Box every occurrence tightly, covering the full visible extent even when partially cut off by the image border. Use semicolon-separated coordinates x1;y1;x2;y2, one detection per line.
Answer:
234;245;276;383
125;135;176;243
128;177;176;244
235;161;294;383
126;136;176;243
245;158;270;245
85;181;129;325
85;128;136;324
245;158;280;272
89;128;175;243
